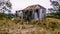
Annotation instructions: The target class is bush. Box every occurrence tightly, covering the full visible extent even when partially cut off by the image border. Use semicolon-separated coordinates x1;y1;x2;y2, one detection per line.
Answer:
0;13;6;20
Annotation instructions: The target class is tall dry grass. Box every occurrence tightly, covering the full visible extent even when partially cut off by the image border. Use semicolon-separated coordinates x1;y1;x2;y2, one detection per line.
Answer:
0;18;60;34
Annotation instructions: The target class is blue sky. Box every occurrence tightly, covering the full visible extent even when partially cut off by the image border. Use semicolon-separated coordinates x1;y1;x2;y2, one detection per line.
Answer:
10;0;53;13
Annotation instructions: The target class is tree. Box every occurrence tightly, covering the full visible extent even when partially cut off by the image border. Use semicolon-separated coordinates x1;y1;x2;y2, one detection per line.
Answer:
0;0;12;19
47;0;60;19
0;0;12;13
50;0;59;12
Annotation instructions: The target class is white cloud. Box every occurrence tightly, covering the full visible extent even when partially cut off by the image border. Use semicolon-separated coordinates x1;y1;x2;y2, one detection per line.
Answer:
10;0;53;13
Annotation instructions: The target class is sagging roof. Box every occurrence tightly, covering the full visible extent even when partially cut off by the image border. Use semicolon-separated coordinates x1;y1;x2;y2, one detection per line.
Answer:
24;4;46;11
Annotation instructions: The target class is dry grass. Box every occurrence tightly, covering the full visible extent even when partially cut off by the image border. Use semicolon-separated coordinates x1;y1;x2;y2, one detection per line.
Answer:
0;18;60;34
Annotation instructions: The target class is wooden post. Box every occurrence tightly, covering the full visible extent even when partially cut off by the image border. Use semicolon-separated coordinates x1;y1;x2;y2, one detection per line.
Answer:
32;10;34;19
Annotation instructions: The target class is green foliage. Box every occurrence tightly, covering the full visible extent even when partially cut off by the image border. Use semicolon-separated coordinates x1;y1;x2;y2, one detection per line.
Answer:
0;13;14;20
6;2;12;8
47;6;60;19
0;0;12;14
6;14;14;19
0;13;6;20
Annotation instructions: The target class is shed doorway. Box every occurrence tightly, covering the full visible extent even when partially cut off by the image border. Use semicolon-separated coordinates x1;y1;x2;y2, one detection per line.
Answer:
34;9;39;20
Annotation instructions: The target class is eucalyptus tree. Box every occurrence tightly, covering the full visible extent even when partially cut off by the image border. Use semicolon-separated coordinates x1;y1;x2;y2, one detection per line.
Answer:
0;0;12;13
49;0;60;19
0;0;12;19
50;0;59;12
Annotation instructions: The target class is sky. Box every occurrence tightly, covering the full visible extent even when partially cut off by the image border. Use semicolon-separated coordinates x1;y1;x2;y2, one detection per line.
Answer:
10;0;53;13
